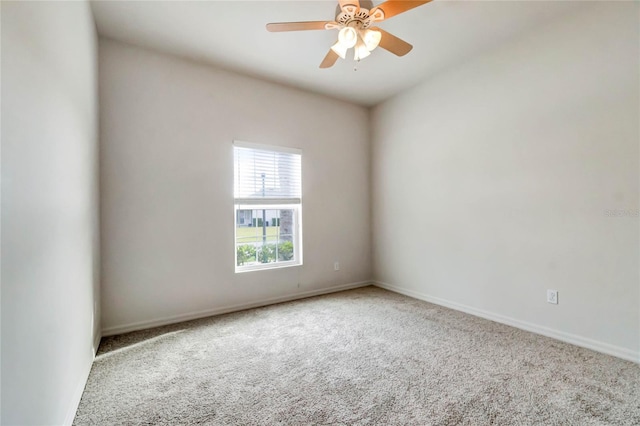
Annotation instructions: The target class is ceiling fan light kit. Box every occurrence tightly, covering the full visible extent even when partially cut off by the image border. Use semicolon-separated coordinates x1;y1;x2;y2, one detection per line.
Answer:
354;38;371;61
338;27;358;49
363;29;382;51
331;26;380;60
266;0;433;68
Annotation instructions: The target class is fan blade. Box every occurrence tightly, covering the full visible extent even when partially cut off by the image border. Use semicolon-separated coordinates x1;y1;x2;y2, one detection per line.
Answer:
339;0;360;10
266;21;333;32
371;0;432;21
320;50;340;68
371;27;413;56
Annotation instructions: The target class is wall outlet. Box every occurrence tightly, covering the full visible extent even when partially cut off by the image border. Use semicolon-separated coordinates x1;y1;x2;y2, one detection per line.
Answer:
334;261;340;271
547;289;558;304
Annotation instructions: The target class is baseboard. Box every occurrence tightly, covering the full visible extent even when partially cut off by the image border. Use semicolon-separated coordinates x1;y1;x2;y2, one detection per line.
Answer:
374;281;639;364
93;330;102;356
62;345;96;425
102;281;372;337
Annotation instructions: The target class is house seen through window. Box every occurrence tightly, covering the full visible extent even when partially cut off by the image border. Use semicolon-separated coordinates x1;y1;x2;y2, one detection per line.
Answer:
233;141;302;272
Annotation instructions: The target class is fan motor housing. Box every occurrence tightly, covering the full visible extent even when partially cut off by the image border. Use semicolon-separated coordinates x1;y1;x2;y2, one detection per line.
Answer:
336;7;374;30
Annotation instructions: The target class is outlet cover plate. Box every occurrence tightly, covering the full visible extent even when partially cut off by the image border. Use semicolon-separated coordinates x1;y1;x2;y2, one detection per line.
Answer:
547;289;558;304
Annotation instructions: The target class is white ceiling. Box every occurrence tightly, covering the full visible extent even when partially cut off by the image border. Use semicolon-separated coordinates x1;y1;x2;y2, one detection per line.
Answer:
90;0;583;106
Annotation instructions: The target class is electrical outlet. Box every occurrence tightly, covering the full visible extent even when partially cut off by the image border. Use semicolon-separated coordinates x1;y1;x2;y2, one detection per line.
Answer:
334;262;340;271
547;289;558;305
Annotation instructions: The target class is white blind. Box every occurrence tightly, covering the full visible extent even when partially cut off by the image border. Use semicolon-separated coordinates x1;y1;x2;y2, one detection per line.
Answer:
234;142;301;204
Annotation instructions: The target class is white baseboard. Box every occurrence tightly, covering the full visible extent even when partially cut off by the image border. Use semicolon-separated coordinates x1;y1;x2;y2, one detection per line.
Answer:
62;342;97;426
102;281;372;337
374;281;639;364
93;330;102;355
63;371;87;426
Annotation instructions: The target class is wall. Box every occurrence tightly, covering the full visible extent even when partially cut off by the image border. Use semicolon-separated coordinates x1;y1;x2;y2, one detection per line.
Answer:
372;2;639;361
1;1;100;424
99;39;371;334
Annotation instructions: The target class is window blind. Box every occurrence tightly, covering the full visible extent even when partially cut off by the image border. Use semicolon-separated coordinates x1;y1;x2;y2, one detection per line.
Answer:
233;142;302;205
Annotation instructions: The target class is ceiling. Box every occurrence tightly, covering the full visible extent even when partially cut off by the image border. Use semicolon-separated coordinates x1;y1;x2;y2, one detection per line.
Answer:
90;0;583;106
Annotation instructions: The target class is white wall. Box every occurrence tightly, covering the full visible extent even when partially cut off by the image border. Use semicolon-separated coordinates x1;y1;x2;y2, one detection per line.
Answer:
372;2;639;361
99;39;371;334
1;1;100;425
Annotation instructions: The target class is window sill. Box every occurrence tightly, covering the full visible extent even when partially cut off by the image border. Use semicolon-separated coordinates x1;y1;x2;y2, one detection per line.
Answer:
235;261;303;274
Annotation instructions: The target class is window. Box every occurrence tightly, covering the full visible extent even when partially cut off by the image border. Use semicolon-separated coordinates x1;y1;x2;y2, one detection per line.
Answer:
233;141;302;272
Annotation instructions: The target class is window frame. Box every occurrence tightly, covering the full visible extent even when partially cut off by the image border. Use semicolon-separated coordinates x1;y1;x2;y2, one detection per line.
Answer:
234;203;302;273
233;141;303;273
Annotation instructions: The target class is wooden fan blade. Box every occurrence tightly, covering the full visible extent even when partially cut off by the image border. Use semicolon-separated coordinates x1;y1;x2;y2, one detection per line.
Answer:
372;27;413;56
266;21;332;32
320;49;340;68
371;0;433;21
339;0;360;10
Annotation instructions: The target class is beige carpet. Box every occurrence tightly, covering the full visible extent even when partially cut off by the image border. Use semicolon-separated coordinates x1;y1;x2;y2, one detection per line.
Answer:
74;286;639;425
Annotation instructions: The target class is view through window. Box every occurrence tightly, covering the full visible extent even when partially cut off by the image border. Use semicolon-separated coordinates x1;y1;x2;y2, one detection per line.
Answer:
233;142;302;272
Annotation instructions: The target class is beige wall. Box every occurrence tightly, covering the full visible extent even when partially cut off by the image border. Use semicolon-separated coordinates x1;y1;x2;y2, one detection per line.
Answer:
99;39;371;334
371;2;639;361
1;1;100;424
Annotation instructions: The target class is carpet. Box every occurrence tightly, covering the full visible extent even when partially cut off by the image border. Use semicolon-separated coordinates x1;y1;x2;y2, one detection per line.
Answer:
74;286;639;425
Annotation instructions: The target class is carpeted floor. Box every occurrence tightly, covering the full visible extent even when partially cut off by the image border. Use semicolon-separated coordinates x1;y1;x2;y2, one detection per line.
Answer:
74;286;639;425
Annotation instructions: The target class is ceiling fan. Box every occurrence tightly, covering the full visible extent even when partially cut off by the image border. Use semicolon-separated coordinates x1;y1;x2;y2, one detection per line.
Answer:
266;0;433;68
